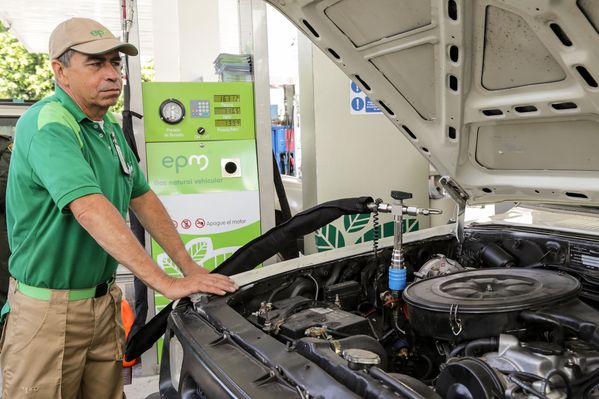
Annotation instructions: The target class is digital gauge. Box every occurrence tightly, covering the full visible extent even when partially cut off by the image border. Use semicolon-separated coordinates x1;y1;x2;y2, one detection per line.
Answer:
159;99;185;124
214;95;240;103
215;119;241;127
215;107;241;115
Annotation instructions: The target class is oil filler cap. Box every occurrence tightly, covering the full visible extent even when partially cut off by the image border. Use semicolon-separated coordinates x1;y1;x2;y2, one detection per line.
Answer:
342;348;381;370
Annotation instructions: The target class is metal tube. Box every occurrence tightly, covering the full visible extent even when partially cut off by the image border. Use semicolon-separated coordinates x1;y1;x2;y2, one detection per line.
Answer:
392;208;403;269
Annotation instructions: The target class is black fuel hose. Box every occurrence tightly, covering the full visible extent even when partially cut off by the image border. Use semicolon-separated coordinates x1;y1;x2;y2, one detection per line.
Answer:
464;337;499;356
214;196;374;276
125;196;375;361
272;151;298;260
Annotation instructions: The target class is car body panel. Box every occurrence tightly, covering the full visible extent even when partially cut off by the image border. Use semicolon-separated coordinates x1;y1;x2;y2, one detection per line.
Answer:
263;0;599;206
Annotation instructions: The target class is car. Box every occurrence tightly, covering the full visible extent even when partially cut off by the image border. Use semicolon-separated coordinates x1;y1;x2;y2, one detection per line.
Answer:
0;100;33;138
155;1;599;398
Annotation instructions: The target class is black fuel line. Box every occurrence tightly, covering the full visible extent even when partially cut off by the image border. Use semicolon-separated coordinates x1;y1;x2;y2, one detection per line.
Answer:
125;196;374;361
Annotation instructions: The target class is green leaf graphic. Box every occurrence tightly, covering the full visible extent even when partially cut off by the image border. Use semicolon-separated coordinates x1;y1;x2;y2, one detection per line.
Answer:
354;222;391;244
156;252;182;275
160;256;173;269
186;239;209;263
203;252;234;270
383;221;394;237
404;218;420;233
316;225;345;252
355;226;376;244
343;213;371;233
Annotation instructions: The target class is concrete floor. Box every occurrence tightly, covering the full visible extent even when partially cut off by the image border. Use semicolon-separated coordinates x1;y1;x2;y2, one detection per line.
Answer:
124;363;160;399
124;374;160;399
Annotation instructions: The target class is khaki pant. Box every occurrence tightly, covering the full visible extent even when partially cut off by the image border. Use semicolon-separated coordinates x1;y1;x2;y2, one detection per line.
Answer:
0;278;126;398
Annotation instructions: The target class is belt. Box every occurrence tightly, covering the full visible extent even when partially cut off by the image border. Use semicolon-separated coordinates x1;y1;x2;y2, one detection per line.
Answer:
17;278;114;301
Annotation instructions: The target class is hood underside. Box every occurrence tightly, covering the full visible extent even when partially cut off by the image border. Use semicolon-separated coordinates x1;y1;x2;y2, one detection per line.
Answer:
266;0;599;206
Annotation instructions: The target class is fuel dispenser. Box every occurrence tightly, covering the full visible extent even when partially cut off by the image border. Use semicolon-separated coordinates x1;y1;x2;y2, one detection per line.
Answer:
143;82;262;313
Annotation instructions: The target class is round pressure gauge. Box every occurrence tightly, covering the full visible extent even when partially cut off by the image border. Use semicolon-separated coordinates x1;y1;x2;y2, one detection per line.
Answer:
159;99;185;124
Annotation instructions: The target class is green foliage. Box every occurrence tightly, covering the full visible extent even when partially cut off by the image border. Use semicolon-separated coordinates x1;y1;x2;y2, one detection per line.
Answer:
0;21;54;100
110;59;155;113
0;21;155;110
141;60;155;83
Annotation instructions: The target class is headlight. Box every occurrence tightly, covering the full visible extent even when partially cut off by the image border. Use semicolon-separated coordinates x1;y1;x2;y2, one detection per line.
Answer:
169;335;184;391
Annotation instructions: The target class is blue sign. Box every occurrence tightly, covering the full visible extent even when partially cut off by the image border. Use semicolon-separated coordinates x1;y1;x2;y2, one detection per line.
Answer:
351;97;365;111
349;80;381;114
365;97;381;113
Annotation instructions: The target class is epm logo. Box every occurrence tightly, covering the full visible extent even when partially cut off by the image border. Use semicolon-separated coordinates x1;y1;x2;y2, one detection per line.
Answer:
90;29;109;38
162;154;209;173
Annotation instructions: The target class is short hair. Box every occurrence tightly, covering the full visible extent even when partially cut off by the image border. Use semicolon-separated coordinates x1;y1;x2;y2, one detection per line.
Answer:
56;49;75;67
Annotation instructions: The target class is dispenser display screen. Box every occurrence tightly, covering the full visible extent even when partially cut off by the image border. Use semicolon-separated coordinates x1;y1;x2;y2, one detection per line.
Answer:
215;119;241;127
143;82;254;142
214;95;240;103
215;107;241;115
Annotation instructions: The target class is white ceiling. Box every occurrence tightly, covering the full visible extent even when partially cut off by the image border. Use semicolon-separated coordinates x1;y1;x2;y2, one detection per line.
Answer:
0;0;154;62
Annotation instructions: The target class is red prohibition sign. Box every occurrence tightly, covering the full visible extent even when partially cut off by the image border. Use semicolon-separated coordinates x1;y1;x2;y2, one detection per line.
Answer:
195;218;206;228
181;219;192;229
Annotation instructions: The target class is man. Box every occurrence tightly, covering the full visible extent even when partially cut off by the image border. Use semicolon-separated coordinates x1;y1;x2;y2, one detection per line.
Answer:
3;17;238;398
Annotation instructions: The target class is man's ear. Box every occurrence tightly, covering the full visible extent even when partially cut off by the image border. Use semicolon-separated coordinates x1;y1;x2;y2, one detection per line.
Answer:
51;60;69;87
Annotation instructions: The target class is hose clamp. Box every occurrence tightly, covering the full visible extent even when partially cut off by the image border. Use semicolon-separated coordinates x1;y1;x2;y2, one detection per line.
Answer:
449;304;463;336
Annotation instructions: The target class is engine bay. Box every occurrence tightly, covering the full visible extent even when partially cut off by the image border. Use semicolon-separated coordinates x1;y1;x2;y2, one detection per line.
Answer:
226;226;599;399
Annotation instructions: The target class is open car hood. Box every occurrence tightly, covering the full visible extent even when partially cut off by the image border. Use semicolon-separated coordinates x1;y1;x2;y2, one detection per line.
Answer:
266;0;599;206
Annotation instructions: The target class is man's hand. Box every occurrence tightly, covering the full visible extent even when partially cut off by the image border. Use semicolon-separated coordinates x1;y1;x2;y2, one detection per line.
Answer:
183;265;210;276
162;272;239;300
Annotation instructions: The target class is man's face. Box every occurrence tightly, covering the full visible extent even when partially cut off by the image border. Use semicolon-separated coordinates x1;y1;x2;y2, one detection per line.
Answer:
52;50;123;116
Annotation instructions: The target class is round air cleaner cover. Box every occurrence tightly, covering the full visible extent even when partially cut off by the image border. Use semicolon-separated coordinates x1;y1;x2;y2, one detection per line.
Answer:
403;268;581;340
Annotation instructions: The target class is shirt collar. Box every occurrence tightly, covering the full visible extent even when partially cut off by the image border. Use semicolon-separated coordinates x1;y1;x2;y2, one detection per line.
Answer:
54;85;89;123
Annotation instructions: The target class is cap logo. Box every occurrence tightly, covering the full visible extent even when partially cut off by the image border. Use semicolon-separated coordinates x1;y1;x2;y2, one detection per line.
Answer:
90;29;109;38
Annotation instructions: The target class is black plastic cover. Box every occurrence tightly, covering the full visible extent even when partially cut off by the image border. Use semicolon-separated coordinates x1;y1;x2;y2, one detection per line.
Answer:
259;297;369;339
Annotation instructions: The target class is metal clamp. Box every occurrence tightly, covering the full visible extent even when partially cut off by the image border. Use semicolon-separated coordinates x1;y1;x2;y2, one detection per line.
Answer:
449;304;463;336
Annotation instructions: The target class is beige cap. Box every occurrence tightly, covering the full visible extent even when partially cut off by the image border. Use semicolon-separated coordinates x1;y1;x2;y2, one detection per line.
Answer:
49;17;138;59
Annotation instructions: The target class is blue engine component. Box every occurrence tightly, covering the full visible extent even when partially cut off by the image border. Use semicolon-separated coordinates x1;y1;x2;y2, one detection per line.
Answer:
389;268;407;291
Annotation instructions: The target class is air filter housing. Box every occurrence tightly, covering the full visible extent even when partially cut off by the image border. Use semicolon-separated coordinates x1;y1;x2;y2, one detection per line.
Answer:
403;268;581;340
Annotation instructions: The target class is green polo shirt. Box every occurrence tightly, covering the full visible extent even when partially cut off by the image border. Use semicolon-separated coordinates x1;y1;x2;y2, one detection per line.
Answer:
6;86;150;289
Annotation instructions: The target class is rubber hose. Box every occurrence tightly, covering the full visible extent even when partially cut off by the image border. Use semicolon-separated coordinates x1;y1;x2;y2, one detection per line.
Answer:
520;311;565;345
464;337;499;356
